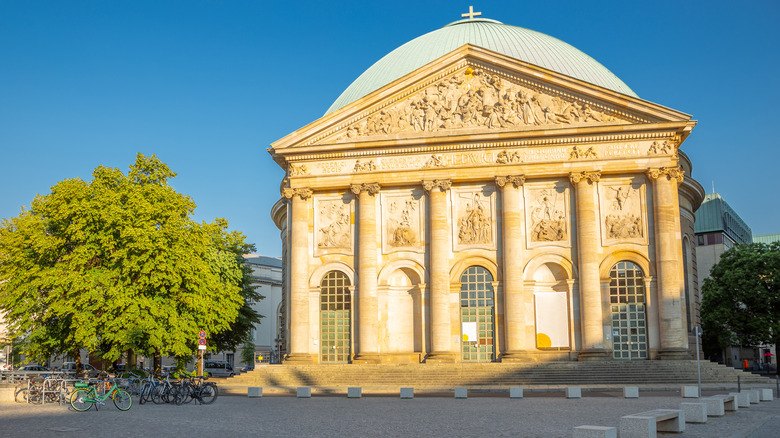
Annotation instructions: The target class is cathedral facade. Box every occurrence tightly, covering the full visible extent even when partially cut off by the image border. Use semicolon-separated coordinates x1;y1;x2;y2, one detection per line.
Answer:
270;15;705;364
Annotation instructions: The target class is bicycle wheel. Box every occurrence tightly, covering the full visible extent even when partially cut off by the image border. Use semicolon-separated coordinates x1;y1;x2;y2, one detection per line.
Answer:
113;389;132;411
199;383;217;405
139;383;151;405
14;386;28;404
179;382;194;404
70;388;93;412
151;385;165;405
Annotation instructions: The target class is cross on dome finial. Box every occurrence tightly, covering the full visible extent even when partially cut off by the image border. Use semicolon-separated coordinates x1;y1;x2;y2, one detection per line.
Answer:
461;6;482;20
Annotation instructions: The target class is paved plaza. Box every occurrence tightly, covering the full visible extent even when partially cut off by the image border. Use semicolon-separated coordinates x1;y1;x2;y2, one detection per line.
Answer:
1;390;779;437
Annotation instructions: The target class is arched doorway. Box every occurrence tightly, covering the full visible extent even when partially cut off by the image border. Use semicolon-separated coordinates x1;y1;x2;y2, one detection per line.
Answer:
459;266;495;362
319;271;351;363
609;261;648;360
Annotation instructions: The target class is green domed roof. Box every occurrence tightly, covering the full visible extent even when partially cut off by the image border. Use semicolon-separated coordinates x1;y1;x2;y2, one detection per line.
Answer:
326;18;637;114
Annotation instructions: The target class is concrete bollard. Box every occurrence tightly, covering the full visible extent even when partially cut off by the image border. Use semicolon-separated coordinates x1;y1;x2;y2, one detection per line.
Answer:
760;388;773;401
509;387;524;399
742;389;760;404
573;425;617;438
347;387;362;398
623;386;639;398
400;388;414;399
681;385;699;398
297;387;311;398
248;387;263;398
566;387;582;399
680;402;707;423
454;387;468;399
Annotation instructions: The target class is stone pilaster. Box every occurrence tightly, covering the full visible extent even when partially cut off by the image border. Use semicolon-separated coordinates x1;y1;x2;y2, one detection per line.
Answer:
495;175;532;360
351;183;382;364
647;167;689;358
281;187;315;363
423;179;455;363
570;171;608;360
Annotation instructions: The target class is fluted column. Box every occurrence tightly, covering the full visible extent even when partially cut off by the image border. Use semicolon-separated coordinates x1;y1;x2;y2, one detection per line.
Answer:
495;175;532;360
648;167;689;358
423;179;455;362
570;171;608;360
351;182;382;363
282;187;314;363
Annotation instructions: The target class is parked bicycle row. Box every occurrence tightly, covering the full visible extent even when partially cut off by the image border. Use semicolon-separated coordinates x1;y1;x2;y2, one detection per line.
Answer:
10;372;218;409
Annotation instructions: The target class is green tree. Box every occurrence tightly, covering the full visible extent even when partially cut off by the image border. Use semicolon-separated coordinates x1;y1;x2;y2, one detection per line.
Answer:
0;153;261;371
701;242;780;371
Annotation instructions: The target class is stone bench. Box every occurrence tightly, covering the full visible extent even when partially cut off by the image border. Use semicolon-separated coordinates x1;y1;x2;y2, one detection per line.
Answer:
573;425;617;438
700;396;725;416
742;389;760;404
247;387;262;398
729;392;750;408
679;402;707;423
620;409;685;437
709;394;737;412
760;388;773;401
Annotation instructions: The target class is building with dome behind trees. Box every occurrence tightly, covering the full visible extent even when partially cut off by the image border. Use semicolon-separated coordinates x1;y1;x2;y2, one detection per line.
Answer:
269;9;705;366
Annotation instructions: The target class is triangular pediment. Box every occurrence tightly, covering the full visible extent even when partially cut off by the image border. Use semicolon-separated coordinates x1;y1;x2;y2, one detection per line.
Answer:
272;45;692;152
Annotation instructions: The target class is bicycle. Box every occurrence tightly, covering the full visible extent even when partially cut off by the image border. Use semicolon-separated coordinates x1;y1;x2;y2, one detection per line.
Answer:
138;374;159;405
176;376;218;405
69;379;132;411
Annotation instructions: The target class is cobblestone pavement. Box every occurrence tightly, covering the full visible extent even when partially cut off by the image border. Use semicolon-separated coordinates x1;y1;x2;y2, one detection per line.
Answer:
1;392;778;437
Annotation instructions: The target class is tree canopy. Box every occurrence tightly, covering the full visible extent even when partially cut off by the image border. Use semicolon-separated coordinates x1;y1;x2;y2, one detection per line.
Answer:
701;242;780;364
0;153;262;367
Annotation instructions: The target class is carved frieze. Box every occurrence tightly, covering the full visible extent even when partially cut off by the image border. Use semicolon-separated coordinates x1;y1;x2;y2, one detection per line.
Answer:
288;163;308;176
331;66;629;141
524;182;570;248
568;145;598;160
353;159;378;173
314;197;353;255
382;189;424;253
451;186;496;251
599;178;647;245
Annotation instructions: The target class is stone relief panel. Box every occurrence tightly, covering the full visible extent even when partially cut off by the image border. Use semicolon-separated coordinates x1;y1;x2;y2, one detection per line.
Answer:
451;185;497;251
381;189;425;254
599;178;648;246
314;195;354;256
524;182;571;249
329;66;635;142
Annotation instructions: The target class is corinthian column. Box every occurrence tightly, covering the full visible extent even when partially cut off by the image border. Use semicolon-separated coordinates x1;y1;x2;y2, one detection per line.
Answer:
495;175;532;360
282;187;315;363
423;179;455;363
570;171;608;360
351;182;382;363
647;167;689;358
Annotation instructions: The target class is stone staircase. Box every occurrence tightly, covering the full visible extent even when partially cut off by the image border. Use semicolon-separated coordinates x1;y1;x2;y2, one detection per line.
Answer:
219;360;775;395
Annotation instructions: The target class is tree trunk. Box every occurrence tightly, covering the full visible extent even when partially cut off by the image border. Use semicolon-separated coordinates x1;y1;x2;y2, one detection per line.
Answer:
153;349;162;374
73;348;83;376
126;349;137;371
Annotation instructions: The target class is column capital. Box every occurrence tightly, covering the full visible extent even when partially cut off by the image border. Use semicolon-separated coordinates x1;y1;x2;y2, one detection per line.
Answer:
422;179;452;193
495;175;525;189
282;187;313;200
646;166;685;183
350;182;381;196
569;171;601;185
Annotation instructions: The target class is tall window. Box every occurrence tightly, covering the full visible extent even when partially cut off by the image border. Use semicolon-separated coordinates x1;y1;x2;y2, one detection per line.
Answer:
609;261;647;360
459;266;495;362
320;271;351;363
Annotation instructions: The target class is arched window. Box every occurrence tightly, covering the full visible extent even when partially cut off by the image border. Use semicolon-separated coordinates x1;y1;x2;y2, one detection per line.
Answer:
319;271;351;363
609;261;647;360
459;266;495;362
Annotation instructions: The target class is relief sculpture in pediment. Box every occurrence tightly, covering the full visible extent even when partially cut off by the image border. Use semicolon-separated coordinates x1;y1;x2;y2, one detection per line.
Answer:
335;67;625;141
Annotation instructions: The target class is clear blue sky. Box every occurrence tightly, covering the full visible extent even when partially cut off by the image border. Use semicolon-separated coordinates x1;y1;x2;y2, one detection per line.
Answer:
1;0;778;257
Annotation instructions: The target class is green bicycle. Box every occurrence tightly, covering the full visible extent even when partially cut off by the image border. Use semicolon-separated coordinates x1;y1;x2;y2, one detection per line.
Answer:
69;380;132;411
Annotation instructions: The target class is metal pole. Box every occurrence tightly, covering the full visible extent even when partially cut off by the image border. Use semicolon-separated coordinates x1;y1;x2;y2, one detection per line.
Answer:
696;326;702;398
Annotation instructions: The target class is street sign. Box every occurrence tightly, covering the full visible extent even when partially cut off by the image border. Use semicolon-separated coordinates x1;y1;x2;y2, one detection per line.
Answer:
198;338;206;345
199;331;206;338
198;344;206;350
